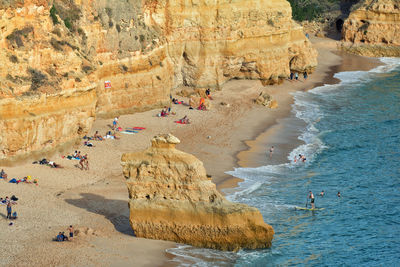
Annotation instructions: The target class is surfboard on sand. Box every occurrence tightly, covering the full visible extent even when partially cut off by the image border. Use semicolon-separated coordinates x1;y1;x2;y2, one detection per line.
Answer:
294;206;325;211
121;131;135;135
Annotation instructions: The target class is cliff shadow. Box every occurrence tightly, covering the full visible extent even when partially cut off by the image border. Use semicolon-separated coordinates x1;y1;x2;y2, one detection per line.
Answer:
65;193;135;236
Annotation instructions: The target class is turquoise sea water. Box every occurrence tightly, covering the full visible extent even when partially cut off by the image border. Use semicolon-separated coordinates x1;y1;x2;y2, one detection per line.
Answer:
167;58;400;266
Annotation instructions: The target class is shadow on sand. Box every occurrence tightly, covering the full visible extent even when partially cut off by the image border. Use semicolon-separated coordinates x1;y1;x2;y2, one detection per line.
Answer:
65;193;135;236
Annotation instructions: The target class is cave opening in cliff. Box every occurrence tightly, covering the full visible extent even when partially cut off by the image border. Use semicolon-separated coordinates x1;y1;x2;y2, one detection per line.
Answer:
289;56;298;70
336;19;344;32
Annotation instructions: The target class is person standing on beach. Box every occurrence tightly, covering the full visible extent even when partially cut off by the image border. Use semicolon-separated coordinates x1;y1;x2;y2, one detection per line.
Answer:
295;72;299;81
269;146;274;158
68;225;74;240
308;191;315;209
84;154;89;170
303;71;308;80
112;117;119;130
6;202;12;219
290;72;294;81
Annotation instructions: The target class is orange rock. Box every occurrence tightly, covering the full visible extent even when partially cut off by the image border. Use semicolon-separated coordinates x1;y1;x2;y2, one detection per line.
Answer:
121;134;274;251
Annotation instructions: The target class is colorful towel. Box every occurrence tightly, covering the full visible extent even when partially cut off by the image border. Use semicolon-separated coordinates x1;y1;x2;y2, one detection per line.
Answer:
175;121;188;124
121;131;135;135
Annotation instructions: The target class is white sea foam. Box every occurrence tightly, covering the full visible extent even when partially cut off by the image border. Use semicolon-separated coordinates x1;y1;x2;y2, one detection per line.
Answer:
374;57;400;73
166;245;236;267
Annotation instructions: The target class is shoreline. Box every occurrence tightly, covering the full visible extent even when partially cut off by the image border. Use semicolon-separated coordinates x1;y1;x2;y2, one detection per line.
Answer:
218;41;383;192
0;37;383;266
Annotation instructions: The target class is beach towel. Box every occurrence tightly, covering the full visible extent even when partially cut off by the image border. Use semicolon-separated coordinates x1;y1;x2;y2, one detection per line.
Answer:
121;131;135;135
9;178;17;183
125;130;138;133
175;121;188;124
131;127;146;130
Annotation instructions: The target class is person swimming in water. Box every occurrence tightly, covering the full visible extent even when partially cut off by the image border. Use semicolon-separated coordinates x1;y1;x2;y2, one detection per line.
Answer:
319;190;325;197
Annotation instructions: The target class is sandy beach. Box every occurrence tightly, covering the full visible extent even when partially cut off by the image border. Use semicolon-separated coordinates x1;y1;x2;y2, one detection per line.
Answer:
0;37;382;266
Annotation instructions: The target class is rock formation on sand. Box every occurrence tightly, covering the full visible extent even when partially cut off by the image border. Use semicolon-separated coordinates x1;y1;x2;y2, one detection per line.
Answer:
0;0;317;160
121;134;274;251
341;0;400;57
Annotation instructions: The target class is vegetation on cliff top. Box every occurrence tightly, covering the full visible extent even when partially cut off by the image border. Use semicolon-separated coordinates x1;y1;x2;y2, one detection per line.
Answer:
288;0;356;21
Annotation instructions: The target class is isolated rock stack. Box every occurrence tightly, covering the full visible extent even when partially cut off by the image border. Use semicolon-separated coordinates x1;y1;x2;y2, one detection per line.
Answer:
121;134;274;251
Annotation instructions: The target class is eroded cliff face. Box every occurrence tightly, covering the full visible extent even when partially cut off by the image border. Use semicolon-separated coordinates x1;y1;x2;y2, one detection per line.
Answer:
144;0;317;87
0;0;317;159
121;134;274;251
342;0;400;56
0;0;97;160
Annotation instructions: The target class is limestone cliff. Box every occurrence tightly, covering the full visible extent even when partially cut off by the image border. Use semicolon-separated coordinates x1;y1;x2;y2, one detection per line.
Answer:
144;0;317;87
342;0;400;56
0;0;97;160
121;134;274;251
0;0;317;160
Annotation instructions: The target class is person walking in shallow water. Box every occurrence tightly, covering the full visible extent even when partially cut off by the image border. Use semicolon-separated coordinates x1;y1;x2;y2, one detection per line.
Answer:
269;146;274;158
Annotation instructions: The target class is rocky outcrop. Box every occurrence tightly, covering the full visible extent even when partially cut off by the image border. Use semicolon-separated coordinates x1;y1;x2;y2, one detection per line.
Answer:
342;0;400;56
0;0;317;159
121;134;274;251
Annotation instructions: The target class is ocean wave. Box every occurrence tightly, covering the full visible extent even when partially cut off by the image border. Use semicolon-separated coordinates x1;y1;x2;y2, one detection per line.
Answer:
374;57;400;73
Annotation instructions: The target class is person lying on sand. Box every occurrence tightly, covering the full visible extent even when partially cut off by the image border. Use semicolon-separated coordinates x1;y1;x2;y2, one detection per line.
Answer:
179;115;190;124
94;131;103;141
105;131;120;139
48;161;64;168
84;141;94;147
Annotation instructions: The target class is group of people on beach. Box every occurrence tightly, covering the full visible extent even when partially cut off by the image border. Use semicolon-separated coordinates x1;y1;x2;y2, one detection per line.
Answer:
289;71;308;81
55;225;74;242
1;195;18;220
1;168;39;185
